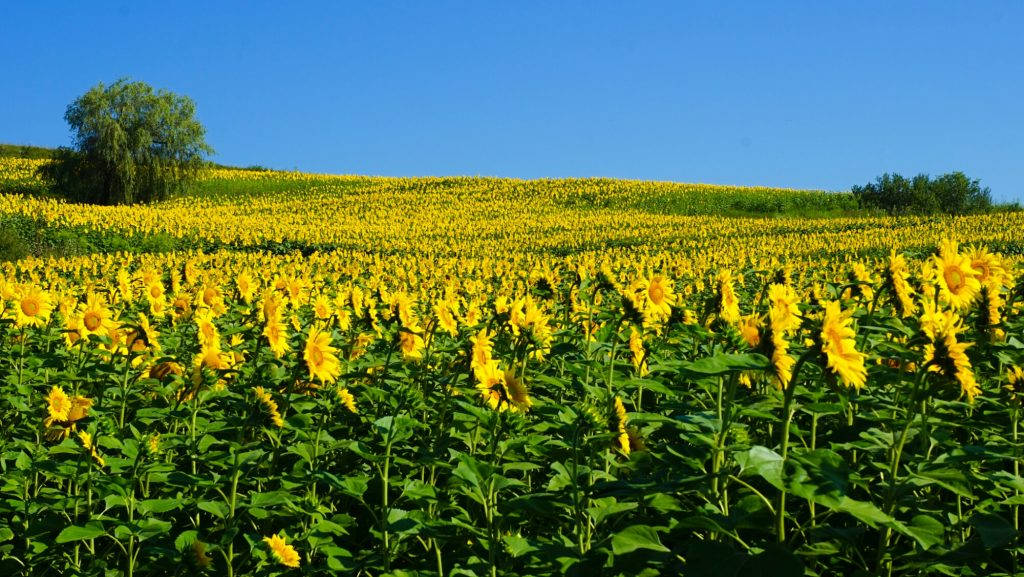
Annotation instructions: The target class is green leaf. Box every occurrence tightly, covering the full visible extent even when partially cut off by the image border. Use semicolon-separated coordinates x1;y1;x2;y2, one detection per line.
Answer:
197;501;229;519
610;525;670;555
909;468;975;498
682;353;769;376
56;522;106;543
904;515;945;550
735;446;783;489
503;534;537;557
248;491;292;508
138;498;182;514
972;513;1016;548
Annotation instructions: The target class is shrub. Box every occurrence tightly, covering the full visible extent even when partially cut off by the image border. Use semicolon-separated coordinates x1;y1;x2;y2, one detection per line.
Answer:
851;171;992;215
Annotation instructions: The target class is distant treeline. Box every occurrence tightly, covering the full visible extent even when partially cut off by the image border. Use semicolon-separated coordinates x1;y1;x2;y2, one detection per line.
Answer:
852;171;1019;215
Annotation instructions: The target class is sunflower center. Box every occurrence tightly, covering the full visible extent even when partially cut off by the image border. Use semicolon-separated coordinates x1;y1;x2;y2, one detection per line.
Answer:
944;267;965;292
311;348;324;365
84;311;103;331
649;283;665;305
21;298;39;316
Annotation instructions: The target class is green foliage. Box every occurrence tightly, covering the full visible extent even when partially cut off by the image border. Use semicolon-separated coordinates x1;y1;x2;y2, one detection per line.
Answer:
37;79;213;205
851;171;994;215
0;144;55;159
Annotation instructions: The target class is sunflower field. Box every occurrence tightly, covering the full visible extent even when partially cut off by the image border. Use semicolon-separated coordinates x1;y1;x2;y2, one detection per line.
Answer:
1;164;1024;576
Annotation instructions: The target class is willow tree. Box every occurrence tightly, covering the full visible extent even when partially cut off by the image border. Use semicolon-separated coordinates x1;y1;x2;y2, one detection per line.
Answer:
39;79;213;205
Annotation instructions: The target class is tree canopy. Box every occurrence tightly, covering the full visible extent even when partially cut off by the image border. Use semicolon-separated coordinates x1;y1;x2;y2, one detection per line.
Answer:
39;79;213;205
851;171;992;215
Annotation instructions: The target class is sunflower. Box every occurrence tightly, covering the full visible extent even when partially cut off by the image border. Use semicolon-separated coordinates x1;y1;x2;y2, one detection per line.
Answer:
470;328;494;371
236;272;256;303
1005;366;1024;403
716;270;740;324
398;329;425;361
933;239;981;310
253;386;285;427
46;386;72;422
312;294;333;321
434;300;459;337
629;328;648;376
336;387;358;413
263;534;300;568
77;430;105;468
504;372;532;411
79;293;113;338
194;310;219;349
767;283;801;335
14;285;52;328
819;301;867;389
642;274;675;319
920;301;980;401
760;327;795;389
738;315;761;348
884;250;916;318
304;327;341;384
967;245;1008;289
474;360;528;412
263;313;289;359
65;395;94;423
474;360;505;410
613;397;630;456
126;313;160;354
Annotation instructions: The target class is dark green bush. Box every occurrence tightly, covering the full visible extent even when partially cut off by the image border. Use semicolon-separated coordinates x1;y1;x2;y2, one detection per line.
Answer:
851;171;992;215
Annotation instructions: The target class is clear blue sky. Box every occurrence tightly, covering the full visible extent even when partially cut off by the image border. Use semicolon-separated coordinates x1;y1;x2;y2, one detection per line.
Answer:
2;2;1022;200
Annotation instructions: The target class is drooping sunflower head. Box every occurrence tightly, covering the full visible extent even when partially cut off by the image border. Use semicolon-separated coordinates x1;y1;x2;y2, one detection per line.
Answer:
398;329;425;361
767;283;801;335
716;269;740;324
1005;366;1024;403
613;396;630;455
819;301;867;390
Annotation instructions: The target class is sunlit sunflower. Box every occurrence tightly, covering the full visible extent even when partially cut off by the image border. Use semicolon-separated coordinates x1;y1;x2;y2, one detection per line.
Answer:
470;328;494;371
767;283;801;334
312;294;333;321
920;300;980;401
932;239;981;310
819;300;867;389
304;327;341;383
263;534;300;568
642;274;675;319
263;312;289;359
235;272;256;303
613;396;630;456
717;269;740;324
336;387;358;413
738;315;761;348
629;328;648;376
253;386;285;427
398;329;425;361
434;300;459;337
15;285;52;328
79;293;113;338
884;250;916;318
46;386;72;422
